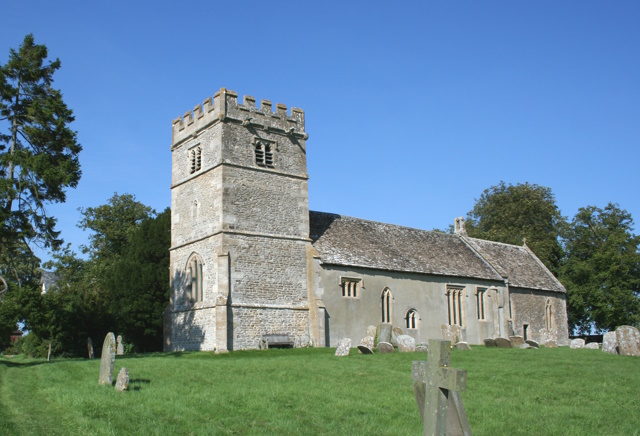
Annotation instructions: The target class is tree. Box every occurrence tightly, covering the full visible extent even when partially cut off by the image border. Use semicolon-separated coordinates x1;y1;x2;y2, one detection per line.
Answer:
561;203;640;333
0;34;81;287
465;181;565;274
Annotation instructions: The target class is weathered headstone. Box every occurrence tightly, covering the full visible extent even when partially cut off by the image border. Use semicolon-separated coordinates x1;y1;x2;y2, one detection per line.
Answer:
525;339;540;349
114;367;129;392
298;334;311;348
116;335;124;355
366;325;377;339
412;339;471;435
415;344;429;353
87;337;94;359
520;343;532;349
495;337;512;348
99;332;117;385
615;326;640;357
258;338;268;350
376;324;392;345
570;338;585;349
396;335;416;352
585;343;600;350
357;336;374;354
377;341;395;354
602;331;619;354
544;340;558;348
391;326;403;347
455;341;471;351
483;338;497;347
441;324;461;346
509;335;525;348
335;338;351;356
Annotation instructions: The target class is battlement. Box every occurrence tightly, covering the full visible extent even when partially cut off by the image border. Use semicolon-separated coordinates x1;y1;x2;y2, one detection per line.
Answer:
172;88;307;147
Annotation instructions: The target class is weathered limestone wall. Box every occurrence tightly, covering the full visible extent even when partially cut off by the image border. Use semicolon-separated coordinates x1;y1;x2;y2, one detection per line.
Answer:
510;288;569;345
169;306;217;351
229;307;310;350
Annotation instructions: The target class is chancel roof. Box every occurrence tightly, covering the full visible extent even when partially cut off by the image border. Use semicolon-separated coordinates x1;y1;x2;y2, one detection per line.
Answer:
309;211;565;293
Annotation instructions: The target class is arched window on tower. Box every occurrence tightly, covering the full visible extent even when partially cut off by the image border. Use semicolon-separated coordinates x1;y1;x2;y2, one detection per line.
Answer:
405;309;419;330
381;288;393;324
187;255;204;305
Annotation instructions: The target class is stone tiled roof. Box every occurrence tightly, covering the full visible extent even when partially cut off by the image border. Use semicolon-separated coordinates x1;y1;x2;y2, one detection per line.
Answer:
464;237;566;293
309;211;565;293
309;212;500;281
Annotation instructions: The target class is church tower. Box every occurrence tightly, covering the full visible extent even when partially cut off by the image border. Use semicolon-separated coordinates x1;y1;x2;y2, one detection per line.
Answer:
164;88;314;351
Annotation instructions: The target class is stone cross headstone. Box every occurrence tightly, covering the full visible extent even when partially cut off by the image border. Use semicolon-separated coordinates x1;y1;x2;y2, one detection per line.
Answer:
335;338;351;356
358;336;374;354
99;332;117;385
116;335;124;355
412;339;472;436
615;326;640;357
376;324;392;345
397;335;416;352
377;341;395;354
87;337;94;359
602;331;619;354
115;367;129;392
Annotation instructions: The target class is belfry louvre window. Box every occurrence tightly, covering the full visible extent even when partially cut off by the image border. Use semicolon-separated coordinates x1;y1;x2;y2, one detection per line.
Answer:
341;277;361;298
381;288;393;323
476;288;487;320
188;256;203;305
406;309;419;329
446;286;465;327
189;146;202;174
255;140;274;168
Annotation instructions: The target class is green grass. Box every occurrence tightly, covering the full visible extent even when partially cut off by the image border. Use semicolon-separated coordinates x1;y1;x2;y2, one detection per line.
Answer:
1;346;639;435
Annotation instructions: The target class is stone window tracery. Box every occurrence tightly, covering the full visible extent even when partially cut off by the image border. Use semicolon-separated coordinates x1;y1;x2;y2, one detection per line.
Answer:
254;139;275;168
446;286;465;327
381;288;393;323
340;277;361;298
476;288;487;320
189;146;202;174
187;255;204;305
406;309;419;329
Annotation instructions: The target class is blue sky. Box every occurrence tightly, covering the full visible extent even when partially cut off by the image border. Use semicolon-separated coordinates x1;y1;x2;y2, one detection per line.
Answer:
2;1;639;260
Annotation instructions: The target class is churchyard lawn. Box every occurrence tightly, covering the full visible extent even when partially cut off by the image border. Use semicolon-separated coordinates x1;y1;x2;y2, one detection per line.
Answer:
1;346;638;435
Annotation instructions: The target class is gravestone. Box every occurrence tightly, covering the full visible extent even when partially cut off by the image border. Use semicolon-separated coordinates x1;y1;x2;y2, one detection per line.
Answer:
116;335;124;355
115;367;129;392
99;332;117;385
258;338;268;350
357;336;374;354
520;343;532;349
509;335;525;348
415;344;428;353
391;326;403;347
570;338;585;349
396;335;416;352
602;331;619;354
441;324;461;346
376;324;392;345
412;339;471;435
335;338;351;356
544;340;558;348
495;337;512;348
298;334;311;348
615;326;640;357
455;341;471;351
585;343;600;350
366;325;377;339
483;338;497;347
377;341;395;354
525;340;540;349
87;337;94;359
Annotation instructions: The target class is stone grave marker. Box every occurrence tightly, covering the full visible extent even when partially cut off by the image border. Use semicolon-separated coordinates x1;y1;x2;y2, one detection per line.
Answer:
483;338;497;347
99;332;116;385
525;340;539;349
366;325;377;339
376;324;392;345
116;335;124;355
441;324;461;346
357;336;374;354
544;340;558;348
412;339;472;435
495;337;512;348
455;341;471;351
335;338;351;356
602;331;619;355
396;335;416;352
570;338;585;349
115;367;129;392
87;337;94;359
585;343;600;350
415;343;429;353
391;326;403;347
509;335;525;348
377;341;395;354
615;326;640;357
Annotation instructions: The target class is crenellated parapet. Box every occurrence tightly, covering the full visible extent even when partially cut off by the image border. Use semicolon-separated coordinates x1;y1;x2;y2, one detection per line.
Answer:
172;88;307;147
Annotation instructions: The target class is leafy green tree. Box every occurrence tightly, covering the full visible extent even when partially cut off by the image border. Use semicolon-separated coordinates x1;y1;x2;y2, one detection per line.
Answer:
465;181;565;274
561;203;640;333
0;34;81;287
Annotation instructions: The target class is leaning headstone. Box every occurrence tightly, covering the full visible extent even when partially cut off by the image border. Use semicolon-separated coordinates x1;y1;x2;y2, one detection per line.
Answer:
376;324;392;345
520;343;532;349
495;337;512;348
377;341;395;354
544;340;558;348
602;331;619;355
391;326;403;347
570;338;585;349
585;343;600;350
483;338;497;347
525;340;540;349
335;338;351;356
441;324;461;346
87;337;94;359
357;336;374;354
616;326;640;357
412;339;472;435
366;325;377;339
98;332;117;385
116;335;124;355
455;341;471;351
416;344;429;353
114;367;129;392
509;335;525;348
397;335;416;352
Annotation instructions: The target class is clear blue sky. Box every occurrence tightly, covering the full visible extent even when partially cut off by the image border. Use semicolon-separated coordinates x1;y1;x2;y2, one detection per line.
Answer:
2;1;639;260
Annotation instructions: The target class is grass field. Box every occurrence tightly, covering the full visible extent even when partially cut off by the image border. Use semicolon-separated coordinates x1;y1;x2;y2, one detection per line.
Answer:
1;346;639;435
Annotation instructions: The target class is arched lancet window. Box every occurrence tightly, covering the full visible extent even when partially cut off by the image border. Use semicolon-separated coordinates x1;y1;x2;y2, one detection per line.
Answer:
545;298;554;330
381;288;393;324
187;255;204;305
446;286;465;327
406;309;419;329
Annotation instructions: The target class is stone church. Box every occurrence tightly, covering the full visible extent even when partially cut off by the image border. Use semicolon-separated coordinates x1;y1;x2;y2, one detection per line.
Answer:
163;88;569;352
